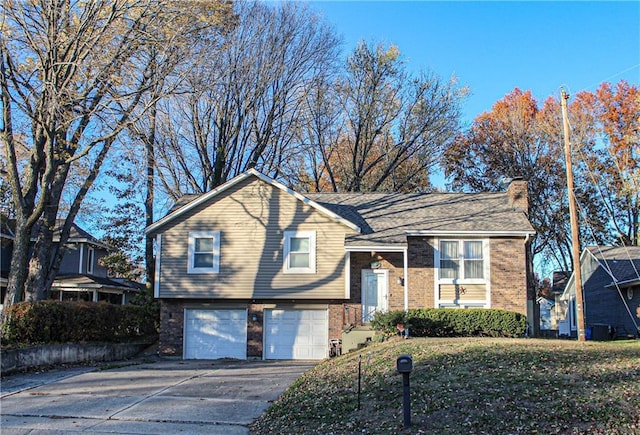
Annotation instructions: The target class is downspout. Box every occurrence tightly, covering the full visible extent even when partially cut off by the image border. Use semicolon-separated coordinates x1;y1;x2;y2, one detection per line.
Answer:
403;246;409;312
524;232;536;337
154;234;162;299
403;246;409;338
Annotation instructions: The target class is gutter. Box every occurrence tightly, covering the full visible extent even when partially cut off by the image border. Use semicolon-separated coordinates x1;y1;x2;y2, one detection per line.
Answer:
405;230;536;237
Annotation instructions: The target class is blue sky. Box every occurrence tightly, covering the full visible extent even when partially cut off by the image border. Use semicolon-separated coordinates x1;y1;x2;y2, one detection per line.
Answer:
308;1;640;124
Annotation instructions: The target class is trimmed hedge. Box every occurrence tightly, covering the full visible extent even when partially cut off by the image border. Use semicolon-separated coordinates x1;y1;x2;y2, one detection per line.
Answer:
1;301;158;347
370;308;527;338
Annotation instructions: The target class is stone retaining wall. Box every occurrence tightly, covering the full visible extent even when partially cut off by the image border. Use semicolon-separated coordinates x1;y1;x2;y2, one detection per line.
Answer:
1;342;151;375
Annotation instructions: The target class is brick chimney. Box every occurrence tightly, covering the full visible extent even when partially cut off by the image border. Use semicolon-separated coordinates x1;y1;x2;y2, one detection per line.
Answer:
507;177;529;215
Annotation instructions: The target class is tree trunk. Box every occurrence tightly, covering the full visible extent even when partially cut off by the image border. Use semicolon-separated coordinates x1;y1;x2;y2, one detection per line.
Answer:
2;216;33;314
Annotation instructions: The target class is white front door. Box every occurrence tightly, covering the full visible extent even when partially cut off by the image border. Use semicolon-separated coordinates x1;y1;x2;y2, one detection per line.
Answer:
362;269;388;322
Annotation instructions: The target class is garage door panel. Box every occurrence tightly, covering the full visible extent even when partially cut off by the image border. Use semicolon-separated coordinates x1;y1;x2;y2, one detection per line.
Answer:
184;309;247;360
265;309;328;360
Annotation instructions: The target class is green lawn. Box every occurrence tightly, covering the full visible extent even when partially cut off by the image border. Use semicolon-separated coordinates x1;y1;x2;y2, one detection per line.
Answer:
251;338;640;434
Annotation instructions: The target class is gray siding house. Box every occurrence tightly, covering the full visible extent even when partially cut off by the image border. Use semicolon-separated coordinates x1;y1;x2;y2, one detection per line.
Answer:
0;219;140;306
558;246;640;339
147;169;536;360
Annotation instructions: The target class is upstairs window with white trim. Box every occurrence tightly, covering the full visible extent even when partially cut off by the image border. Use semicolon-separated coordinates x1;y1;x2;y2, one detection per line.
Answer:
439;240;486;281
283;231;316;274
188;231;221;274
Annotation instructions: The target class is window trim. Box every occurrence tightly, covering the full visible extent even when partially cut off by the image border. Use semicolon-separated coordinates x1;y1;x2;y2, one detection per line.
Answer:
434;238;491;309
437;239;489;284
283;230;316;274
86;246;95;275
187;231;221;274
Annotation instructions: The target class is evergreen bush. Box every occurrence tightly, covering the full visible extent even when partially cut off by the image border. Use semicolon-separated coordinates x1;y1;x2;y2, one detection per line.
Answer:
1;300;158;347
370;308;526;338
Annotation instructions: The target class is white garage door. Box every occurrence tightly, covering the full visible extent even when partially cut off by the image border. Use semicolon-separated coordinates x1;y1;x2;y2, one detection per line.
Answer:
184;309;247;359
264;309;328;360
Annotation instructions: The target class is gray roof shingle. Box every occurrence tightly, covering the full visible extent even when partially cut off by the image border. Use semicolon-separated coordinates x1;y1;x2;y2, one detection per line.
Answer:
588;245;640;285
164;171;535;248
306;191;534;247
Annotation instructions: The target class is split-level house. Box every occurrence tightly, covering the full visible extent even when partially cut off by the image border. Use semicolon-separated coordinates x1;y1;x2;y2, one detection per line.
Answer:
146;169;536;360
0;219;140;307
558;246;640;339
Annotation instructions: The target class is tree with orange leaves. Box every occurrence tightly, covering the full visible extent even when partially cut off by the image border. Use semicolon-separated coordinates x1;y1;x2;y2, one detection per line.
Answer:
443;88;611;273
443;81;638;275
582;81;639;246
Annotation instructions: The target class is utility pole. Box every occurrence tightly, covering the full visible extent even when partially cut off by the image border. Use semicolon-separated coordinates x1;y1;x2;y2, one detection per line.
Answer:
561;89;586;341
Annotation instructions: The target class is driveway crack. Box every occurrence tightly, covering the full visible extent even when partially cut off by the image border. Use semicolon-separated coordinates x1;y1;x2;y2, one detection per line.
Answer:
106;370;218;420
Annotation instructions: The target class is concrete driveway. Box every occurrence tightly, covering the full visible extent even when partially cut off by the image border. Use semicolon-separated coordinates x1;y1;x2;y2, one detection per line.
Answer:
1;358;316;434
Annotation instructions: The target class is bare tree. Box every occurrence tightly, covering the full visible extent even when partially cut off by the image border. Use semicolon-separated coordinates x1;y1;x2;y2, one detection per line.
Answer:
149;1;340;199
287;74;344;193
297;41;466;193
0;0;230;314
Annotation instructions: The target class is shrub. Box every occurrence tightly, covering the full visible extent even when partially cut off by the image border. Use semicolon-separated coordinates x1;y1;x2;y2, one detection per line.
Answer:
1;301;158;347
128;285;160;332
371;308;526;338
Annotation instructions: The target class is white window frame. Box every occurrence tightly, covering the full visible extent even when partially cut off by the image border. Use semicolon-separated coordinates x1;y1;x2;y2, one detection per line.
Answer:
86;246;95;274
187;231;221;274
283;231;316;274
437;239;489;284
434;238;491;308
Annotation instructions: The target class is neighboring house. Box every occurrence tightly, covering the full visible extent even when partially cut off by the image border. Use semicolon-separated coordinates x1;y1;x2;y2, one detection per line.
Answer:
0;217;13;304
537;296;555;331
0;219;140;307
558;246;640;339
538;270;570;336
146;169;536;360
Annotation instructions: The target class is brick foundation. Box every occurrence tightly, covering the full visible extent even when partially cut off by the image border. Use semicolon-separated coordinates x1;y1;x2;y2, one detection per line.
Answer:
159;300;186;356
247;303;264;358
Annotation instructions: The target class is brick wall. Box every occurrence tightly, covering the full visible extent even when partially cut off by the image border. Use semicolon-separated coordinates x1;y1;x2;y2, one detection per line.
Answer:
489;238;528;314
247;303;264;358
408;237;435;309
339;240;437;333
159;300;265;357
159;300;185;355
507;180;529;214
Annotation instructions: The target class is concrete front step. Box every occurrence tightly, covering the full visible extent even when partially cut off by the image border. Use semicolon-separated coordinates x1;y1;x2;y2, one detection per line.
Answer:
341;325;375;353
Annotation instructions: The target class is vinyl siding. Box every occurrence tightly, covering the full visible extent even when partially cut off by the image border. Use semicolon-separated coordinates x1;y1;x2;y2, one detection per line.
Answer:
1;237;13;274
59;243;109;277
59;244;82;274
583;256;640;336
157;177;355;299
439;284;487;301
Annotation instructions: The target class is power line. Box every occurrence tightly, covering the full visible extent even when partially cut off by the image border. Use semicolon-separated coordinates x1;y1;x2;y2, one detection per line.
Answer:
578;63;640;94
